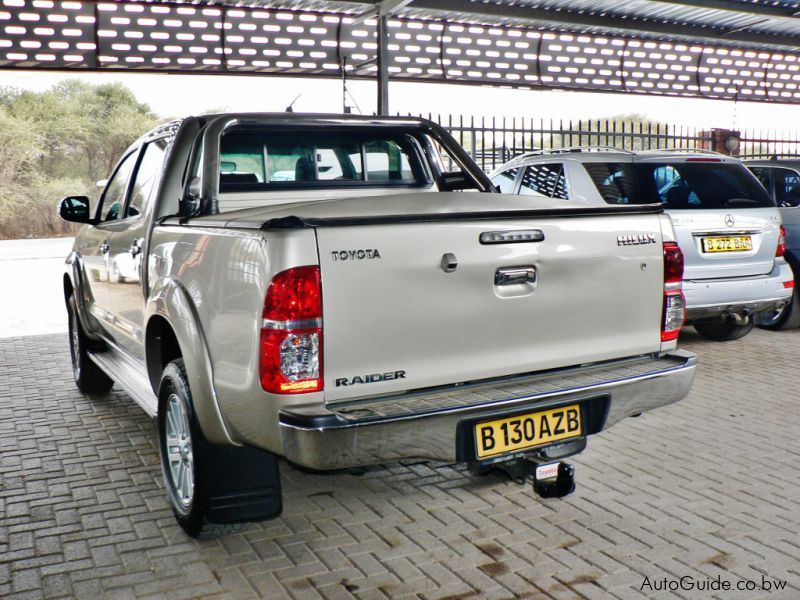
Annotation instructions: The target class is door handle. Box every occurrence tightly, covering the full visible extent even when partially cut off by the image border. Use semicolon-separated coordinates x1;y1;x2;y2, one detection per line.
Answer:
130;241;142;257
100;242;109;255
495;266;537;286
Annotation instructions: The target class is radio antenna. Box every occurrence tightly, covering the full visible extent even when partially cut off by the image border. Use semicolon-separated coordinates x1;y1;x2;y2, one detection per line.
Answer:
285;93;302;112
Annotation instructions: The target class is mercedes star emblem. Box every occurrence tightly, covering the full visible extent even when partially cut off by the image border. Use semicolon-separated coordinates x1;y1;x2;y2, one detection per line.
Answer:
724;214;735;227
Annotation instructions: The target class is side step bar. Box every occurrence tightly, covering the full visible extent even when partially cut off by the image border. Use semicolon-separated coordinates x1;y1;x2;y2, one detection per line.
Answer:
88;347;158;417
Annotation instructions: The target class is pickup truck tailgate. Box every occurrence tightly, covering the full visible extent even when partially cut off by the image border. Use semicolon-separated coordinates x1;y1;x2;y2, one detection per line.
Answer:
317;214;665;402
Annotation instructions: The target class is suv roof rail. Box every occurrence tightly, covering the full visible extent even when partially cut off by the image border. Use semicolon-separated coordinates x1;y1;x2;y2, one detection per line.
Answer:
515;146;635;158
740;153;800;160
648;147;727;156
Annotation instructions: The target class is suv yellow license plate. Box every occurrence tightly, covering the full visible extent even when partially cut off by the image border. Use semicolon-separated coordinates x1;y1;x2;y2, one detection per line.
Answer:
701;236;752;253
474;405;582;459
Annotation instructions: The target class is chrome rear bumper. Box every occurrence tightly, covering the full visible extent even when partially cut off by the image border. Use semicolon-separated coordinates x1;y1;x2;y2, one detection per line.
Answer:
683;262;793;320
686;297;789;321
278;350;697;470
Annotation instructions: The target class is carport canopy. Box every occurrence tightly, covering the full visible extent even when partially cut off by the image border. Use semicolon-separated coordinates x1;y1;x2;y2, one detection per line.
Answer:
4;0;800;112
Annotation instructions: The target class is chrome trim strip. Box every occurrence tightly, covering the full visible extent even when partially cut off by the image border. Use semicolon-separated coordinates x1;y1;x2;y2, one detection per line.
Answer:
691;229;761;236
686;297;789;320
262;318;323;330
480;229;545;244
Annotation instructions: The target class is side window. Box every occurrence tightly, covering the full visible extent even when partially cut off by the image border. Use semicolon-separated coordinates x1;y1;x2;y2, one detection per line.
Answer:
126;139;168;218
749;166;771;191
584;163;636;204
100;151;138;222
491;168;519;193
774;168;800;208
519;164;566;199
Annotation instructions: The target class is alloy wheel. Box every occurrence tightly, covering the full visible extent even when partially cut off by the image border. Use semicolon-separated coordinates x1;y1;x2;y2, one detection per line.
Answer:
165;393;194;508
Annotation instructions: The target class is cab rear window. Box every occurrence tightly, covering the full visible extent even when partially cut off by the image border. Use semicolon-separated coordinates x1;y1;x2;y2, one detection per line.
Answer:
219;130;429;192
585;162;775;209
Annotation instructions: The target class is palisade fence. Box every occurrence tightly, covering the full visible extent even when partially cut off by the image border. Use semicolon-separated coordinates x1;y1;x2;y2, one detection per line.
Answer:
415;114;800;173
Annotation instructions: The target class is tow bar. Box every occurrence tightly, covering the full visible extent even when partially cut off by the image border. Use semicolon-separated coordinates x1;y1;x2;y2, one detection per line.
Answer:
472;458;576;499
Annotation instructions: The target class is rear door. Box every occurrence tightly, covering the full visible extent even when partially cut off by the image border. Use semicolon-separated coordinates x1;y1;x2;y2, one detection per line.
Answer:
641;160;780;280
106;137;170;361
316;214;665;402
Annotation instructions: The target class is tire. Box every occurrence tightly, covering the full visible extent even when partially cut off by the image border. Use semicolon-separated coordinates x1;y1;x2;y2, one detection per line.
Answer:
756;286;800;331
158;360;282;538
67;295;113;394
693;316;754;341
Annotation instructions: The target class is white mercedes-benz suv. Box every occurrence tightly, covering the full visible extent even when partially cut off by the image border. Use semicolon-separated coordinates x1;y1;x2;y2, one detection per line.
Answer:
490;148;793;341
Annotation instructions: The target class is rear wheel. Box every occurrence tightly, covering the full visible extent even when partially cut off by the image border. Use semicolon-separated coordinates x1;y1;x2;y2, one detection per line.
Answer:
756;286;800;331
693;316;754;341
158;359;283;538
67;295;113;394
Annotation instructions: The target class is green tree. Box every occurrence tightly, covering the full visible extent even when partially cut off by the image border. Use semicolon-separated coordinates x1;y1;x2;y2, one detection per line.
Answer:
0;80;158;239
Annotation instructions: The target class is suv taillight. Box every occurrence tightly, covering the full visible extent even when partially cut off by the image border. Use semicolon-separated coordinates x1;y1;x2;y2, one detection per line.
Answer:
777;225;787;258
260;266;323;394
662;242;685;342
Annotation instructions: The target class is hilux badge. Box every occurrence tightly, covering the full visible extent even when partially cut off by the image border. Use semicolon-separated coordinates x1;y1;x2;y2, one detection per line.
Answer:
617;233;657;246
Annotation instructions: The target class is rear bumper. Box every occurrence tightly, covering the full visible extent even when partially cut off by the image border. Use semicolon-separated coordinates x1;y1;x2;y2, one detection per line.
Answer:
278;350;697;470
684;261;793;321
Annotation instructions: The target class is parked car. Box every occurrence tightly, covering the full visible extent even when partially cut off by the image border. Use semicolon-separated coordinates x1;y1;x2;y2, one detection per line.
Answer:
746;158;800;329
60;114;696;537
490;148;794;341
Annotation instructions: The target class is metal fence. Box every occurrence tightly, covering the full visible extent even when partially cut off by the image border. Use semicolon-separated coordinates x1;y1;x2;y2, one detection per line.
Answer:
416;113;800;172
737;133;800;160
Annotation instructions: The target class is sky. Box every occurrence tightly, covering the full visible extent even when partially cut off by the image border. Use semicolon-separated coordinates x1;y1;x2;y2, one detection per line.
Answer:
3;69;800;135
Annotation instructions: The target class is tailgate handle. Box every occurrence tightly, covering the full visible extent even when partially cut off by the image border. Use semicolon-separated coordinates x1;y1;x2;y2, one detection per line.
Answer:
495;266;537;286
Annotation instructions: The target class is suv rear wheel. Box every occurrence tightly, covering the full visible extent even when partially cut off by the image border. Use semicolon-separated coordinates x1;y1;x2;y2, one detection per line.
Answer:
756;287;800;331
693;316;754;341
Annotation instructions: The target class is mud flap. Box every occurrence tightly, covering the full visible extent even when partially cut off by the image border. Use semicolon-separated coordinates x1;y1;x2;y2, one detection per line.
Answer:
200;442;283;524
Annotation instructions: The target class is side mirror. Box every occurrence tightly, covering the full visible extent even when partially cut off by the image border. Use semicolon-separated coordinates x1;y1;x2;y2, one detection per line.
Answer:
440;171;479;192
58;196;92;224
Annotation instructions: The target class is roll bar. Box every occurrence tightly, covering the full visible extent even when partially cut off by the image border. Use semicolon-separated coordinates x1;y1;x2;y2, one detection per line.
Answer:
181;113;497;217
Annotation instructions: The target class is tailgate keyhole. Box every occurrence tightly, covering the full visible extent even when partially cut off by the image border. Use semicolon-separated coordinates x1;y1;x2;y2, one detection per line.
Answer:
441;253;458;273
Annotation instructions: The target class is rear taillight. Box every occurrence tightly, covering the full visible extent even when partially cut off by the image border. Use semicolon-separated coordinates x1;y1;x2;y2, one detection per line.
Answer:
777;225;787;258
260;266;323;394
663;241;684;285
662;242;685;342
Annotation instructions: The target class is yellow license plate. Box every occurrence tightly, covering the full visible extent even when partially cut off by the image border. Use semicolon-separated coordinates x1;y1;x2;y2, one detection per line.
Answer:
474;405;582;459
701;236;752;253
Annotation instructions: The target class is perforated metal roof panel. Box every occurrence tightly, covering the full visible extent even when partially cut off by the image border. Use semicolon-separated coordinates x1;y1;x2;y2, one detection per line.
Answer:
2;0;800;103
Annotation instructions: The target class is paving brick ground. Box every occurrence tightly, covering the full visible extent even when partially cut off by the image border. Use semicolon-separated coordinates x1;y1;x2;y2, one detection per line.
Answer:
1;329;799;599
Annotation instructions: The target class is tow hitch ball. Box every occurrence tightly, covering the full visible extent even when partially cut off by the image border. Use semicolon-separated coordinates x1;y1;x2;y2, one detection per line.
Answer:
487;459;576;498
533;462;575;498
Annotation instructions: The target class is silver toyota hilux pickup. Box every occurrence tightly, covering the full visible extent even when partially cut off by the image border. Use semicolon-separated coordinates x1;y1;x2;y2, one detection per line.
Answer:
60;114;696;537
